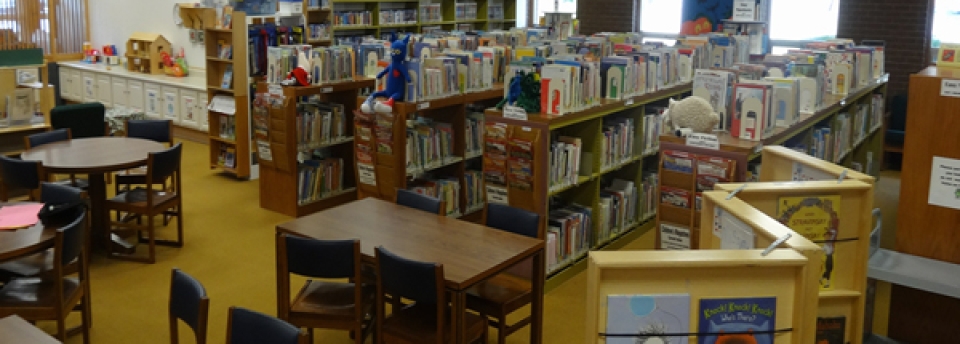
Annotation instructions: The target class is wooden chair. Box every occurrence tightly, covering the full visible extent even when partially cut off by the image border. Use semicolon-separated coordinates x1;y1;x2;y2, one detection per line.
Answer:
115;119;175;223
0;211;91;344
0;155;43;201
395;189;444;215
106;143;184;264
170;268;209;344
24;128;89;189
277;234;375;344
226;307;309;344
466;203;540;344
375;246;488;344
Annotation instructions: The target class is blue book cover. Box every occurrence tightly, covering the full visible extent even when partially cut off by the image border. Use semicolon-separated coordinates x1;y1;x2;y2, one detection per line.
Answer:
605;294;690;344
698;297;776;344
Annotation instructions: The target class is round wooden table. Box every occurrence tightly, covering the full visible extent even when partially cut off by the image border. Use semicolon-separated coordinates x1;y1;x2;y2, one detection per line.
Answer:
0;203;55;263
21;137;166;252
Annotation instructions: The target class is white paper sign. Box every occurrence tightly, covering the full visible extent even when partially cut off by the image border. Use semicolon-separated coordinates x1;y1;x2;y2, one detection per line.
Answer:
941;79;960;98
256;141;272;161
418;102;430;110
321;87;333;93
485;185;509;205
625;98;635;106
928;156;960;210
732;0;756;21
659;223;691;250
357;163;377;186
268;84;283;97
686;133;719;150
792;162;835;181
714;208;755;249
503;105;528;120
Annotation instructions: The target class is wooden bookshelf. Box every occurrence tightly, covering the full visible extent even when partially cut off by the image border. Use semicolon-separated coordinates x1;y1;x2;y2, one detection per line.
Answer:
205;11;250;179
484;82;693;284
258;77;375;217
355;86;503;222
326;0;516;40
304;0;333;46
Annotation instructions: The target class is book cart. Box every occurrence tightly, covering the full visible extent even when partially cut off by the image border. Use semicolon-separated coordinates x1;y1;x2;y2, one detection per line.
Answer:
484;83;692;288
355;87;503;222
585;248;813;344
257;78;375;217
708;177;876;344
206;11;252;178
656;75;888;249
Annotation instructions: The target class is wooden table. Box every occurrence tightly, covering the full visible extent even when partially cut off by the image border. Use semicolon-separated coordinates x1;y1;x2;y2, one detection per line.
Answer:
0;314;61;343
0;203;55;263
21;137;166;251
276;198;546;344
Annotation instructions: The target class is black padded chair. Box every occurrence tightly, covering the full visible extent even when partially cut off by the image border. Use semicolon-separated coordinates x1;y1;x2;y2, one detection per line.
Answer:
395;189;444;215
0;155;42;201
466;203;540;344
226;307;308;344
25;128;89;189
50;103;107;138
0;182;87;279
40;182;85;205
170;268;210;344
375;247;487;344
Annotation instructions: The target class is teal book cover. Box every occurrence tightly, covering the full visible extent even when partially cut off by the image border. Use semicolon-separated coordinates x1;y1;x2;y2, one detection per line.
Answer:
605;294;690;344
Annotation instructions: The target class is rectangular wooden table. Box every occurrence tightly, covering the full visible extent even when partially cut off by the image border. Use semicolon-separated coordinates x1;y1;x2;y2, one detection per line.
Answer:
0;315;61;344
276;198;546;344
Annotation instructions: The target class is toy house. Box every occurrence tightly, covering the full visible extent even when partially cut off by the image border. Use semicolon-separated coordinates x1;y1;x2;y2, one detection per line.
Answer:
125;32;171;75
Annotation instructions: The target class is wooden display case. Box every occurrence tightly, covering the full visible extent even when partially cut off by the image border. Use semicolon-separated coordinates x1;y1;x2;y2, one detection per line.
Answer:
585;249;812;344
205;11;251;178
125;32;171;75
759;145;876;184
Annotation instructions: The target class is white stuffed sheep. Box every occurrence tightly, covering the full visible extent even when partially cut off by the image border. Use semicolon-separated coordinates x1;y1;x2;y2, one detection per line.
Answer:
663;96;720;135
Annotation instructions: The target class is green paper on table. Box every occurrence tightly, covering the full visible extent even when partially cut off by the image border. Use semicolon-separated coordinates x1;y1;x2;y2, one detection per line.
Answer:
0;204;44;230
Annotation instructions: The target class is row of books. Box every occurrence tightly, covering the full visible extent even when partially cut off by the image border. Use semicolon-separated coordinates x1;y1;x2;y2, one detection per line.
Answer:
419;4;442;23
598;179;639;243
600;117;636;171
306;0;328;9
409;177;460;216
333;11;373;27
547;203;592;273
379;9;417;25
641;108;665;155
549;136;582;192
464;170;483;213
640;172;658;219
307;23;331;41
218;114;236;140
465;112;484;158
488;4;504;20
406;118;456;175
296;101;347;150
265;45;356;85
217;145;237;169
297;157;345;205
453;2;478;20
248;23;306;77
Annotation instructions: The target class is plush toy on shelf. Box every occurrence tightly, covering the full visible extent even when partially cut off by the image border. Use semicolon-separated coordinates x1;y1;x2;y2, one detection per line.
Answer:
663;96;719;136
360;33;411;114
280;51;312;86
161;47;190;77
496;71;524;109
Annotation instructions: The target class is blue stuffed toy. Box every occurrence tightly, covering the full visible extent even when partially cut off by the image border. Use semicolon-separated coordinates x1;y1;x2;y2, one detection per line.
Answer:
361;33;411;114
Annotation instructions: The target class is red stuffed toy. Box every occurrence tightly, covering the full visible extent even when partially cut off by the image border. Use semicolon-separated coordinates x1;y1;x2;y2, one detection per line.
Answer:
281;51;312;86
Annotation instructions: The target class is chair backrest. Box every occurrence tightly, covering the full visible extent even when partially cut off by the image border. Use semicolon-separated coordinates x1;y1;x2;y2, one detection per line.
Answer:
127;119;174;145
486;203;540;238
227;307;306;344
40;182;84;205
395;189;443;214
376;246;443;305
0;155;41;191
889;93;908;131
57;211;86;267
26;128;71;148
50;103;107;138
282;234;359;279
170;268;209;343
148;143;183;184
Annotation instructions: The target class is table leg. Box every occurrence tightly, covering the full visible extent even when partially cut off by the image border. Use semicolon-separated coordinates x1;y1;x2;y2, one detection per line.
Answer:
87;173;136;254
530;249;545;344
451;289;466;344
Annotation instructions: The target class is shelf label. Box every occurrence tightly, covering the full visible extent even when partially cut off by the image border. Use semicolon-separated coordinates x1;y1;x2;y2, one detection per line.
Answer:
503;105;528;121
485;185;509;205
659;223;691;250
418;102;430;110
685;133;719;150
357;163;376;186
941;79;960;98
321;87;333;93
625;98;635;106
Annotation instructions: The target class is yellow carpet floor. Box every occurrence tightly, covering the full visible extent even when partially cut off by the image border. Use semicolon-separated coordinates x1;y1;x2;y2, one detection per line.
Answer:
35;140;899;344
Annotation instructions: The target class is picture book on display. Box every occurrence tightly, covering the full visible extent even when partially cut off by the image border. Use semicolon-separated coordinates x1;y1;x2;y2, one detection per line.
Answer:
731;82;773;141
776;195;841;290
698;297;776;344
693;69;735;131
816;316;846;344
605;294;691;344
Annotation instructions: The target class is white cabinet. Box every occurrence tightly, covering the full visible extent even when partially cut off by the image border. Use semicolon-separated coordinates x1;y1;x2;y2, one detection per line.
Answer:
69;69;83;101
59;67;75;101
96;74;112;107
197;93;209;131
179;90;200;129
127;80;144;113
161;87;180;123
82;72;96;102
144;83;162;119
111;78;127;110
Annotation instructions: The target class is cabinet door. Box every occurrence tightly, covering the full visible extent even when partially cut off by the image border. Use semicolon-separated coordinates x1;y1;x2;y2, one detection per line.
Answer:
96;74;112;107
69;69;83;101
197;93;209;131
111;78;127;110
179;90;199;129
144;83;162;119
82;72;96;102
58;67;74;101
127;80;144;113
161;87;180;123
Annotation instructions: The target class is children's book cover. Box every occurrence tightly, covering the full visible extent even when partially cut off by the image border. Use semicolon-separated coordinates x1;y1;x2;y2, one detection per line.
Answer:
698;297;776;344
681;0;732;35
815;316;846;344
776;195;841;290
605;294;691;344
732;84;766;141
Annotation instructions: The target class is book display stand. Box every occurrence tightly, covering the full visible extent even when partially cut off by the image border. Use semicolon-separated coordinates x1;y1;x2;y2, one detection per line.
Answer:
257;78;375;217
206;11;251;178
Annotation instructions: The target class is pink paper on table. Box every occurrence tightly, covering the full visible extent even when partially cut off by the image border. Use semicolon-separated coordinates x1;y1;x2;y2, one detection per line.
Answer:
0;204;44;230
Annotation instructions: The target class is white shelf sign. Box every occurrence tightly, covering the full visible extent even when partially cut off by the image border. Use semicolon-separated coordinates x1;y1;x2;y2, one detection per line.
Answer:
686;133;719;150
503;105;528;120
941;79;960;98
792;162;835;181
485;185;509;205
928;156;960;210
357;163;376;186
659;223;691;250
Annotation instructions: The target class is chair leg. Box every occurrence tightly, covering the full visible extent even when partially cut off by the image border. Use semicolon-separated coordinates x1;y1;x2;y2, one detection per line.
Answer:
82;293;91;344
57;315;67;342
148;215;156;264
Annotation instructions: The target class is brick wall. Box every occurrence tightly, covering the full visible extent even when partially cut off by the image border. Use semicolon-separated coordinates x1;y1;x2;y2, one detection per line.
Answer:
576;0;634;35
837;0;935;97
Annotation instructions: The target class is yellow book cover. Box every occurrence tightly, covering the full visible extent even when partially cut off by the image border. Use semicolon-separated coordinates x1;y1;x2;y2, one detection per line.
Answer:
937;43;960;69
777;195;841;290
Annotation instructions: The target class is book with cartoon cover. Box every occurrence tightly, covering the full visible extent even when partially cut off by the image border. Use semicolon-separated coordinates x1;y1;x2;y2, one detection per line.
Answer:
777;195;841;290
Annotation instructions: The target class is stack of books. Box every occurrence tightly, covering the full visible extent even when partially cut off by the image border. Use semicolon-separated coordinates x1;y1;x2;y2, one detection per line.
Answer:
547;203;593;273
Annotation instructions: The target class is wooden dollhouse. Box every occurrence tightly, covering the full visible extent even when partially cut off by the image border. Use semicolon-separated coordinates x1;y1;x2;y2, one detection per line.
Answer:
125;32;171;75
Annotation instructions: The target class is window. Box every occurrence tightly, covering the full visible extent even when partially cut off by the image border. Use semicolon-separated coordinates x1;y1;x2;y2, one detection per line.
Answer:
533;0;577;25
932;0;960;48
770;0;838;42
639;0;682;35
